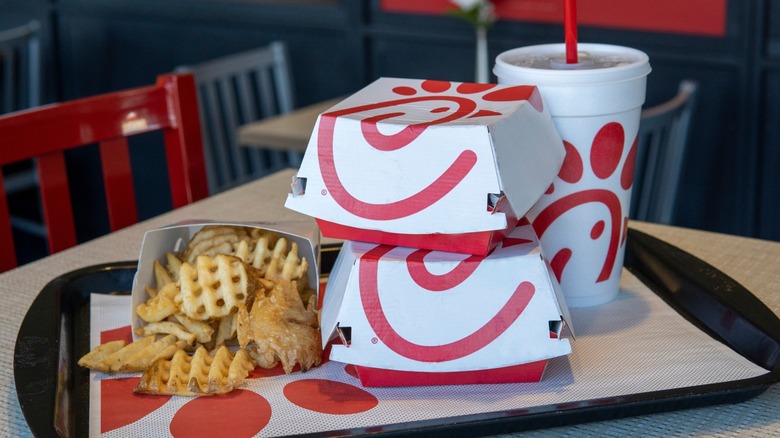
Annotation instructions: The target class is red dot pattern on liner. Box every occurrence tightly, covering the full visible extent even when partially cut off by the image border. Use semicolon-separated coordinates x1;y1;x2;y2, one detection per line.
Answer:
101;377;170;434
532;122;637;284
284;379;379;415
318;80;542;221
98;326;378;435
169;390;271;438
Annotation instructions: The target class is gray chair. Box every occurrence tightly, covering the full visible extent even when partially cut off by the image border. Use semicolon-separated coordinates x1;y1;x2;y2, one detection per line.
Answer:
630;80;698;224
176;41;299;194
1;20;44;237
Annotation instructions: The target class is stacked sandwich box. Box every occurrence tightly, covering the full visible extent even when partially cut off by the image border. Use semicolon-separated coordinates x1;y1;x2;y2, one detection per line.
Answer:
285;77;574;386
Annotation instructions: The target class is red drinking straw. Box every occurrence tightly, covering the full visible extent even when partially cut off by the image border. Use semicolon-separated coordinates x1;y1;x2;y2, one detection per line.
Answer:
564;0;578;63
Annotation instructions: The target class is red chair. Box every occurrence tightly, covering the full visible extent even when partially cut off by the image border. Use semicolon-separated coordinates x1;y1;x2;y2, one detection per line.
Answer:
0;73;209;272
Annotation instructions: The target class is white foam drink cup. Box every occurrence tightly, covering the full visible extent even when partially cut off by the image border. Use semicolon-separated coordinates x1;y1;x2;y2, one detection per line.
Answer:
494;43;651;307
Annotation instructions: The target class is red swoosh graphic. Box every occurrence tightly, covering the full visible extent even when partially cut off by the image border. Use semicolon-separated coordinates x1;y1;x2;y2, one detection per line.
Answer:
532;189;622;282
359;244;536;362
406;249;482;291
318;96;479;221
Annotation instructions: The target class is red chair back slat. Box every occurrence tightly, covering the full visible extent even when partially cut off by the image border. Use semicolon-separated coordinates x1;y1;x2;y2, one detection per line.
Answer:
0;175;16;271
160;74;209;208
37;151;78;253
0;73;209;272
100;137;138;231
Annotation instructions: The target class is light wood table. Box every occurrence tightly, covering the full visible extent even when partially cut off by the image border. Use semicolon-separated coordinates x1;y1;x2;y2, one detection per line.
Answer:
237;97;343;153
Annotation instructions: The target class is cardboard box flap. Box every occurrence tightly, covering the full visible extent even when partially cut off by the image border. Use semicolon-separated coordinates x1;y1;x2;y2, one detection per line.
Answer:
545;259;576;339
489;92;566;219
320;240;362;347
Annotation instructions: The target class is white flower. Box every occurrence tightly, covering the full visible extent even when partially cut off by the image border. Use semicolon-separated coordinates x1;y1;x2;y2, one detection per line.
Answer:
449;0;496;28
451;0;485;9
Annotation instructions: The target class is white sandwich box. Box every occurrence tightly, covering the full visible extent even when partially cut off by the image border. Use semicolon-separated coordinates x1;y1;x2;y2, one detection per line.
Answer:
130;220;320;339
321;222;573;387
285;77;565;256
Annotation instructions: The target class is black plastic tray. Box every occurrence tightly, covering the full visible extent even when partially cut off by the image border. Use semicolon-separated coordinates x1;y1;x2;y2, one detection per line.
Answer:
13;229;780;437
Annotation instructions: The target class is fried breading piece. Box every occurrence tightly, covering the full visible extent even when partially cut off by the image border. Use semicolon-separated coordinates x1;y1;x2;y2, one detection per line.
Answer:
78;335;186;373
178;254;259;321
134;345;255;396
237;279;321;374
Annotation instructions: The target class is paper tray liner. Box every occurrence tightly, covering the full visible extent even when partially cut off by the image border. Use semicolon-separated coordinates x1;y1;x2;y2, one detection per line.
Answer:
82;279;768;436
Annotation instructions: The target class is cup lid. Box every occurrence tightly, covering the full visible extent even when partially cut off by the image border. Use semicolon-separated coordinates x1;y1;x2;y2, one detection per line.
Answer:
494;43;651;85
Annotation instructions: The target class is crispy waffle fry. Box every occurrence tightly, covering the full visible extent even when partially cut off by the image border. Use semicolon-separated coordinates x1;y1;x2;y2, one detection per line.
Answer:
137;282;179;323
237;279;321;374
165;252;183;283
117;335;187;373
234;234;276;274
134;345;255;396
78;335;186;373
91;336;155;372
178;254;257;321
172;313;215;344
236;236;313;300
136;321;197;345
264;239;309;284
181;226;264;264
153;260;175;290
77;340;126;370
213;313;238;347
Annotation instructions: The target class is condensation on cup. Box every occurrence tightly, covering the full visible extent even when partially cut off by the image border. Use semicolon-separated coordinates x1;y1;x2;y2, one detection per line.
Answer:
494;43;651;307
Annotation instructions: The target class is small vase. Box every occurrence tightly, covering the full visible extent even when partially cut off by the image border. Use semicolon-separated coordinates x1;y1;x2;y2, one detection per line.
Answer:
475;27;489;83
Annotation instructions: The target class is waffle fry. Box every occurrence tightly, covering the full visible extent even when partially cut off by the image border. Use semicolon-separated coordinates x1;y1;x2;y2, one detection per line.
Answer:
265;239;309;284
153;260;175;291
181;225;279;264
77;340;126;371
78;335;186;373
134;345;255;396
137;282;179;323
178;254;258;321
213;313;238;347
165;252;183;283
135;321;197;345
172;313;215;344
234;234;276;274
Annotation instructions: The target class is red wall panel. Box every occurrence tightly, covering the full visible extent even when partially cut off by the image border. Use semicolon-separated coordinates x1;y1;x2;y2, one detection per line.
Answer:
380;0;727;37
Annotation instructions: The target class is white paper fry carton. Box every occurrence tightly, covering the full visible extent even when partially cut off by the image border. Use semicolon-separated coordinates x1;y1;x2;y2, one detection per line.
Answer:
130;220;320;339
321;223;573;387
285;77;564;256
